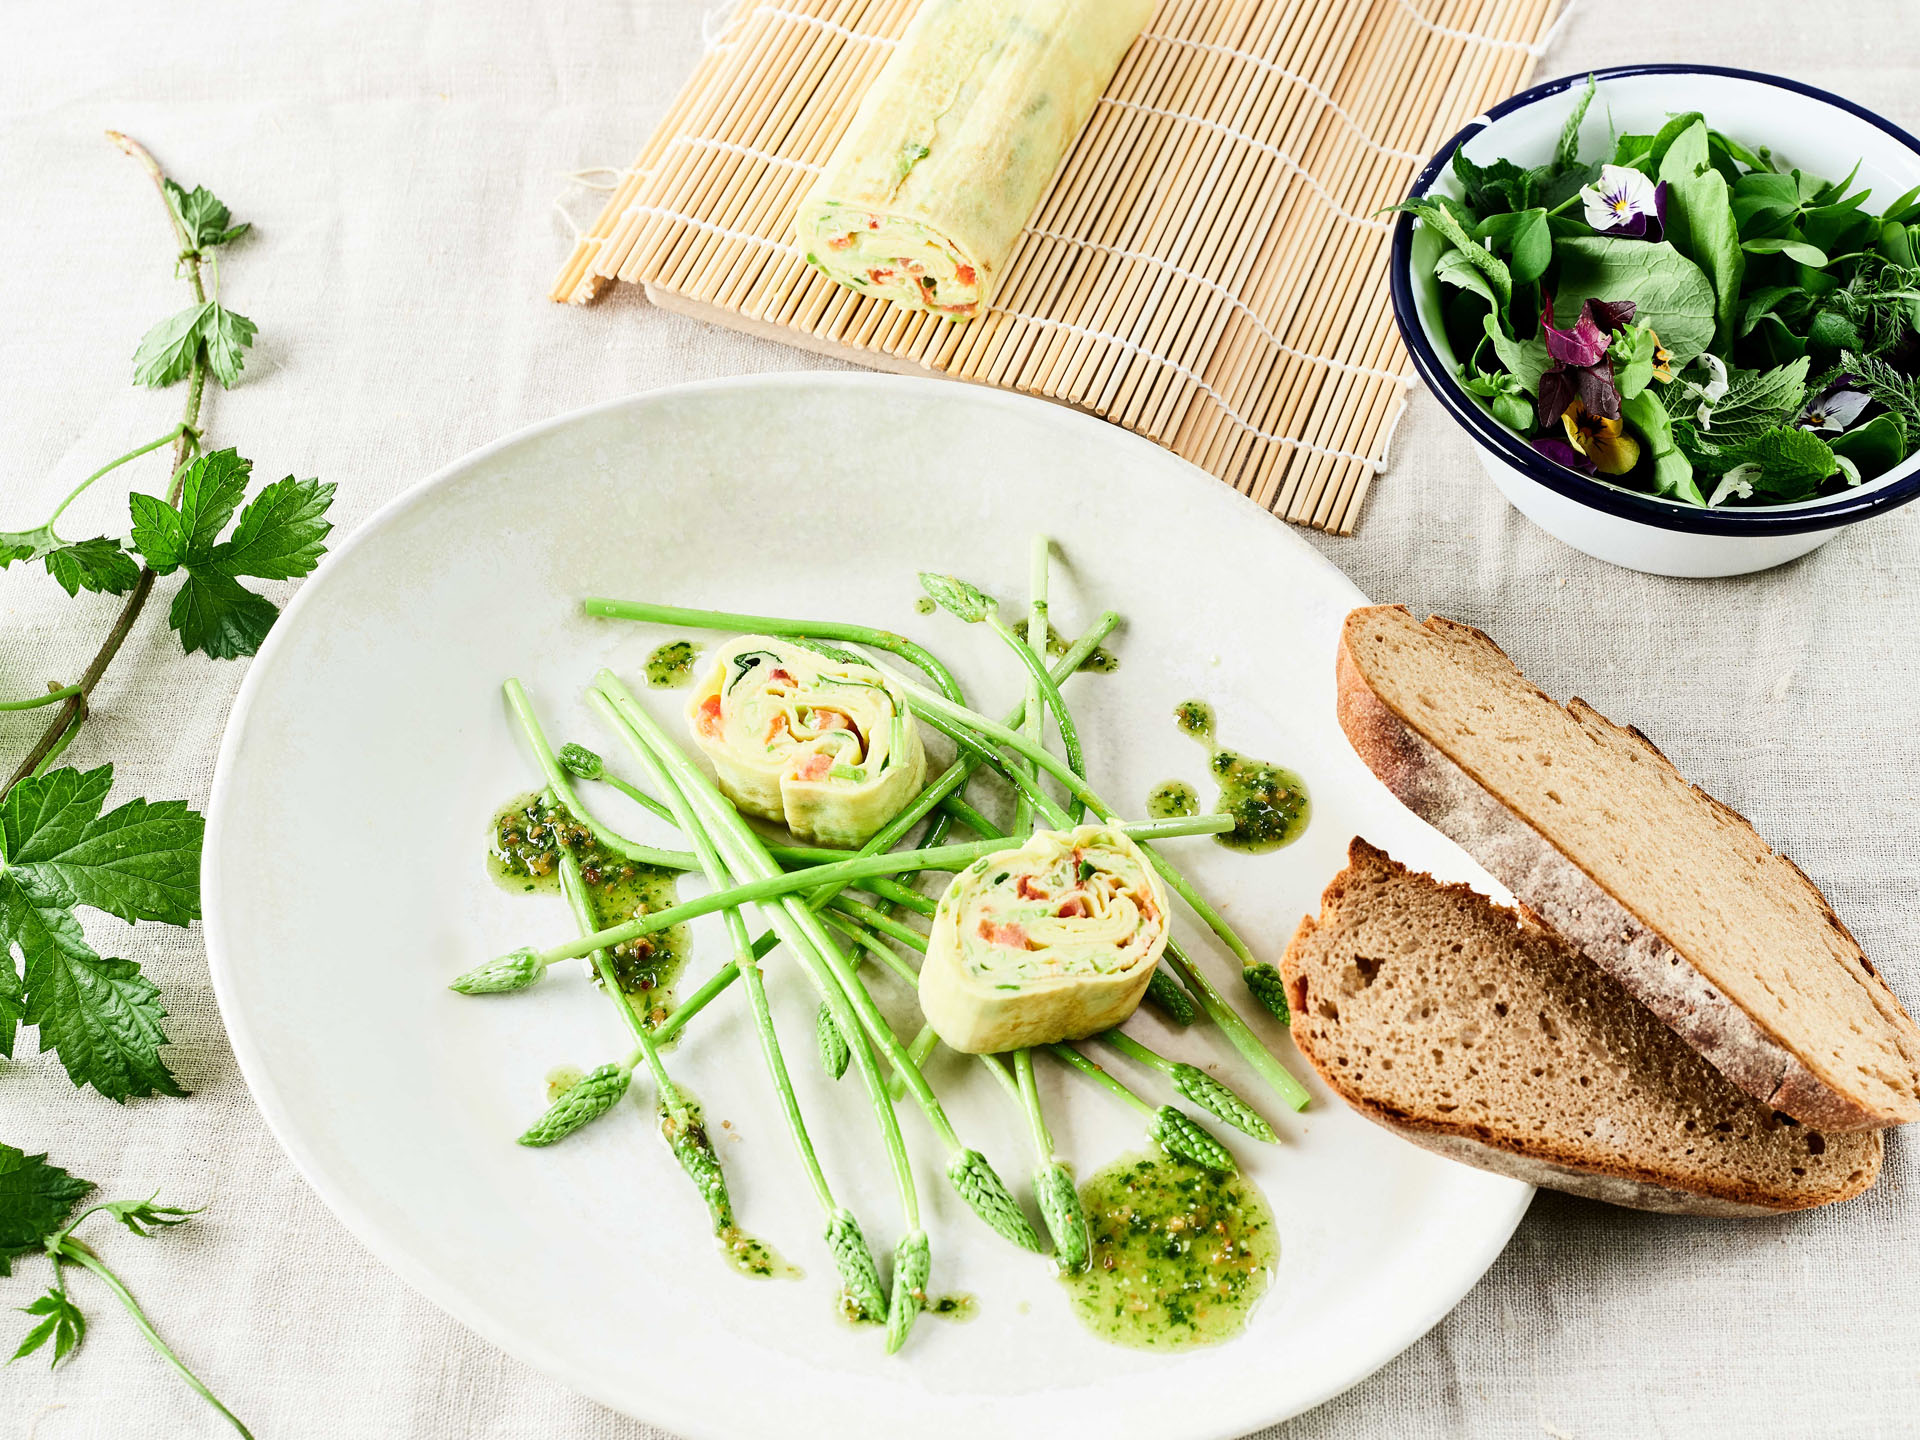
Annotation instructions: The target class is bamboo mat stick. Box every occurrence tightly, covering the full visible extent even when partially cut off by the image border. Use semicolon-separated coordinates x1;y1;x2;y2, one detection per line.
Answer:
555;0;1568;533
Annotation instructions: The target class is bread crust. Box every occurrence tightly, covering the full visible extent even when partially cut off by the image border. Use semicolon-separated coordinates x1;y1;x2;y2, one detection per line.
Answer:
1335;607;1916;1131
1281;841;1885;1215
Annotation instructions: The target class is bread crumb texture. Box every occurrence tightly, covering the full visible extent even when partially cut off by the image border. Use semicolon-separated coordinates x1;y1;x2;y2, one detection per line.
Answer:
1343;605;1920;1125
1283;842;1880;1211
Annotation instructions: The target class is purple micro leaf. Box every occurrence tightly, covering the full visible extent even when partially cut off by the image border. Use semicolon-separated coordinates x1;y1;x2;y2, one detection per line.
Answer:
1585;298;1638;333
1651;180;1669;241
1532;435;1598;475
1536;366;1577;429
1575;359;1622;421
1543;304;1612;368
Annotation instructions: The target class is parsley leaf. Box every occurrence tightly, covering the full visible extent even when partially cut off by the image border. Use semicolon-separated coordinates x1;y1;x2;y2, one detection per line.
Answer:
0;527;139;597
12;1286;87;1365
131;300;257;390
0;765;203;1100
0;1145;91;1277
128;449;335;659
162;180;250;252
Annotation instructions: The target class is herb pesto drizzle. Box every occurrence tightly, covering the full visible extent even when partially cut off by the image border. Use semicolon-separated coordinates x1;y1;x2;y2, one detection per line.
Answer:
1153;700;1311;853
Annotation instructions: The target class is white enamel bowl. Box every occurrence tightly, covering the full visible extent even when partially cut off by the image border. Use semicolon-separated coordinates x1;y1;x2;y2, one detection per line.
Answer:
204;374;1529;1440
1392;67;1920;577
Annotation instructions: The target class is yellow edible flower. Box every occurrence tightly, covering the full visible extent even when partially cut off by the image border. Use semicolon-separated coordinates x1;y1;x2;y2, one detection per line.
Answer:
1561;399;1641;476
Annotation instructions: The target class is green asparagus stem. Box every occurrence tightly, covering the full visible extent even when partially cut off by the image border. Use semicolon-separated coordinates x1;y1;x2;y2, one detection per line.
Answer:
454;815;1228;987
1097;1031;1277;1143
1046;1045;1237;1174
503;680;696;870
595;672;1040;1260
1017;540;1050;831
591;673;935;1345
854;658;1312;1113
1014;1049;1089;1273
557;741;676;825
582;688;886;1321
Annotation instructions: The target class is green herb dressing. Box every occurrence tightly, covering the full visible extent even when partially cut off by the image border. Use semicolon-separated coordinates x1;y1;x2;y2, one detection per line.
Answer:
1062;1150;1277;1351
488;792;689;1020
1146;780;1199;820
717;1226;802;1280
1160;700;1311;854
915;595;937;615
1012;617;1119;674
644;639;700;688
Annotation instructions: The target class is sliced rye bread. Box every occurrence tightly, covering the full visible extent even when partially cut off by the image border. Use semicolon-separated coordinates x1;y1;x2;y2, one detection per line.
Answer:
1283;840;1882;1215
1337;605;1920;1132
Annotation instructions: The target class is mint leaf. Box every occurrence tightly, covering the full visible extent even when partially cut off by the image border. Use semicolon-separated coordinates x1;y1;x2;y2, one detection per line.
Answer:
132;302;212;389
0;528;139;598
12;1287;86;1366
199;303;257;389
127;449;333;659
1701;358;1810;445
0;1145;91;1276
163;180;249;252
0;765;202;1100
1748;426;1837;500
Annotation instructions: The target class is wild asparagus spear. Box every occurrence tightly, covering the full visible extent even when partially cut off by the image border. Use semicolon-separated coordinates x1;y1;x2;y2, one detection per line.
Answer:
850;650;1313;1113
582;689;887;1322
917;570;1288;1018
1047;1045;1237;1174
588;678;933;1351
451;816;1229;992
595;673;1042;1342
1013;536;1051;833
1095;1031;1277;1143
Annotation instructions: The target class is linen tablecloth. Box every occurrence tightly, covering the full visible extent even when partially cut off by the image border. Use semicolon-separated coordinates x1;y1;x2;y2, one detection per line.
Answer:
4;3;1916;1436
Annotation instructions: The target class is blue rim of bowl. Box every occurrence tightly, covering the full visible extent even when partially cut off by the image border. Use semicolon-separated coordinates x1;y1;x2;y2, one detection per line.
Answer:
1389;63;1920;536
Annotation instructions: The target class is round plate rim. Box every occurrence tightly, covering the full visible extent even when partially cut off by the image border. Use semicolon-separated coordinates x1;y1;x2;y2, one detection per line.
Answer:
202;371;1532;1439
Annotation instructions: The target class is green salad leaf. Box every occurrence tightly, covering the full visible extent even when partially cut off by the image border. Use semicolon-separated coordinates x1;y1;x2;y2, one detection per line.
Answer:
0;1145;91;1276
1553;237;1717;365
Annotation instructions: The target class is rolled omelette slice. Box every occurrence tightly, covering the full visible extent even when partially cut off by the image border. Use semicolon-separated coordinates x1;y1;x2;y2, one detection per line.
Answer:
687;636;928;848
793;0;1153;320
920;825;1170;1053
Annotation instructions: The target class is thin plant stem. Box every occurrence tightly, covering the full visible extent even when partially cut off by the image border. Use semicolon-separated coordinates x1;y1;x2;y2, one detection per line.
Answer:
0;683;82;712
42;425;191;530
5;135;210;796
56;1239;253;1439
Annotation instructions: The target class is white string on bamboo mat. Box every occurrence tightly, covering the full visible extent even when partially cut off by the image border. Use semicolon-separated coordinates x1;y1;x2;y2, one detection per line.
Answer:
648;136;1410;391
1019;222;1415;389
1134;32;1427;163
1395;0;1580;58
1096;96;1391;231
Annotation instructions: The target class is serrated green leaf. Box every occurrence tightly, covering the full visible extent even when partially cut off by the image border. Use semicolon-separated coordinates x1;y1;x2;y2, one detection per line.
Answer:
132;302;212;389
218;477;335;581
3;765;203;925
0;1145;92;1276
42;538;140;598
168;570;280;659
163;180;248;252
1747;426;1838;500
199;304;257;389
12;1287;86;1366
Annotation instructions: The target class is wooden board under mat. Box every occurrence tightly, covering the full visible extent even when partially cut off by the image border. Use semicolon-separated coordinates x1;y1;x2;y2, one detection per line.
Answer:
553;0;1574;534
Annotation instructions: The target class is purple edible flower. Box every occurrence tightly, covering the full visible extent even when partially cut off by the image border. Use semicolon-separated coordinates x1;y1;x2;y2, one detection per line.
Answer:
1797;375;1873;434
1581;165;1666;240
1532;435;1598;475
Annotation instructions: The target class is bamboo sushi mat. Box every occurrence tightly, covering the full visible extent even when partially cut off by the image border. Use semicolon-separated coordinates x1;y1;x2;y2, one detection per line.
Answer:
552;0;1577;533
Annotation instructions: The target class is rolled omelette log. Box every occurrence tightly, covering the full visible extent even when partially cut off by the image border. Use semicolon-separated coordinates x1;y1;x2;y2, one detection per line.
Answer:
920;825;1170;1053
793;0;1154;320
687;636;928;848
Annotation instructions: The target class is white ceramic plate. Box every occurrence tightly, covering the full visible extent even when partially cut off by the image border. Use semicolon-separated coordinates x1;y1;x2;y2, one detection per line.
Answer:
204;374;1529;1440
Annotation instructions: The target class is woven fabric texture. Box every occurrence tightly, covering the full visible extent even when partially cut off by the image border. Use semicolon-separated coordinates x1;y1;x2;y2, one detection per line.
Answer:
2;2;1917;1437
